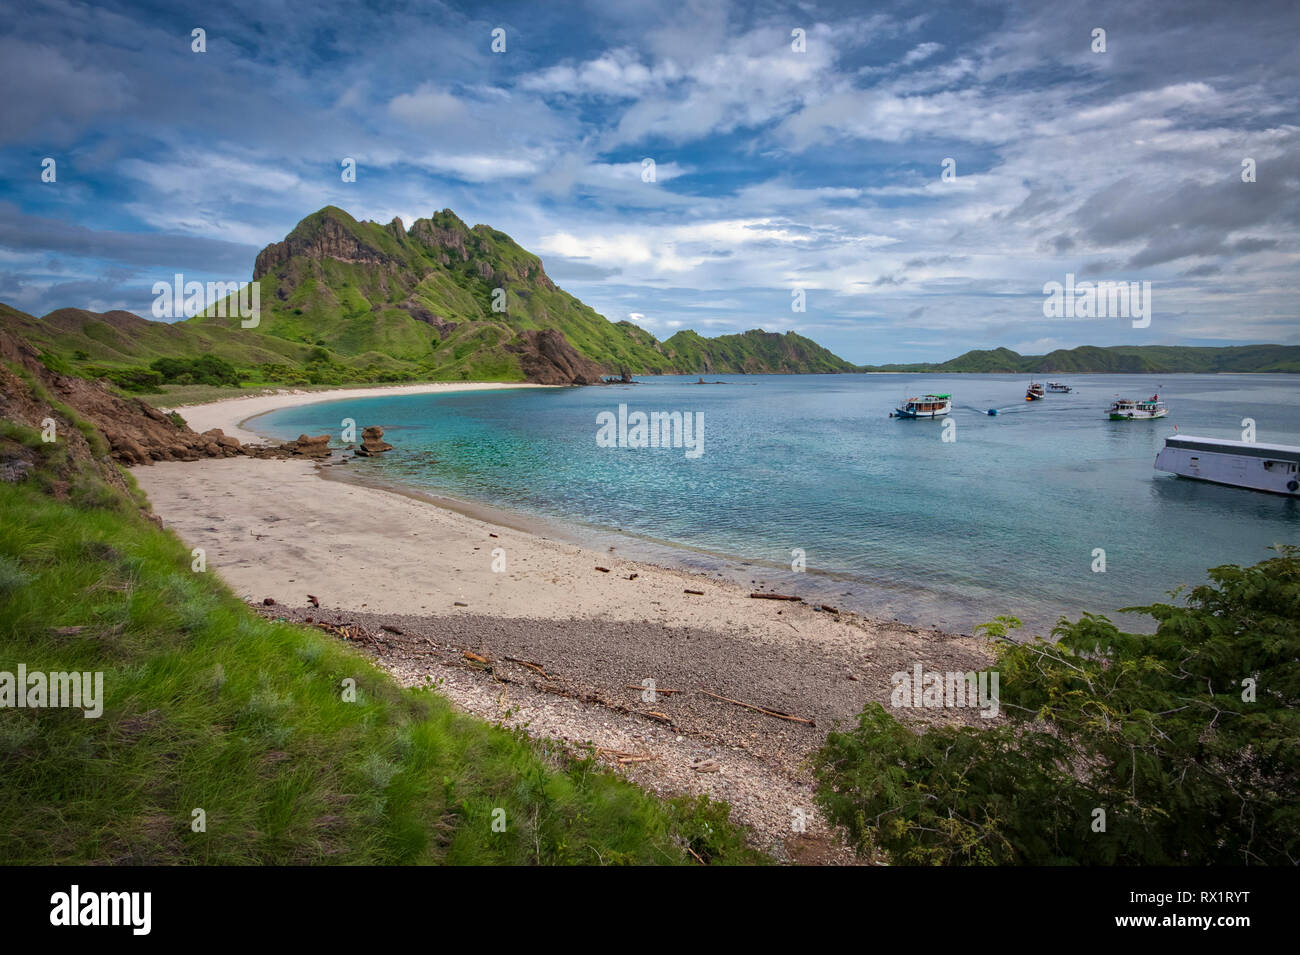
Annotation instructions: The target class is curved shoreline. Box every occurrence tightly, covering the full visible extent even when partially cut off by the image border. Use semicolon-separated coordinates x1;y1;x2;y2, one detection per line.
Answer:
157;380;1043;635
136;383;991;650
132;382;995;858
163;381;557;445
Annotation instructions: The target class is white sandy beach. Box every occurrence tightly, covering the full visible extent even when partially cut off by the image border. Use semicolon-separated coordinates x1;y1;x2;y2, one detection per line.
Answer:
166;381;555;444
131;382;990;858
135;454;943;659
139;382;983;657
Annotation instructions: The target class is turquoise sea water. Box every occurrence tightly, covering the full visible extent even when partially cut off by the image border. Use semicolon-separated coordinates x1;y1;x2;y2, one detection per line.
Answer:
253;374;1300;634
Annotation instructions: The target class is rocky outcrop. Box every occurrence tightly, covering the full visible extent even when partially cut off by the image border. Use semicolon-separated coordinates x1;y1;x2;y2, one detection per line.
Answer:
0;320;415;500
0;331;95;493
397;301;458;338
353;426;393;457
254;210;391;281
0;328;149;494
0;326;254;472
288;434;331;458
0;324;353;481
233;433;337;459
506;328;606;386
409;214;470;264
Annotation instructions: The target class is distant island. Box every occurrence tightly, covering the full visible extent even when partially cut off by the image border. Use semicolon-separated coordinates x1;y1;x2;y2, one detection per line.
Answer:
862;344;1300;375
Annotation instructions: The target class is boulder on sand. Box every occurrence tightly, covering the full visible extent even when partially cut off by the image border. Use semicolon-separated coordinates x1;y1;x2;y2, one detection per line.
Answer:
108;434;150;465
201;428;243;451
290;434;332;458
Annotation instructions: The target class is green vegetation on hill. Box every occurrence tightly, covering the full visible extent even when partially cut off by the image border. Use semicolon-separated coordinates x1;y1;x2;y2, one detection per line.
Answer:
659;328;858;374
0;368;763;865
81;355;245;394
0;206;861;388
16;205;1296;382
2;302;317;375
865;343;1300;374
814;551;1300;865
192;205;661;381
197;205;860;378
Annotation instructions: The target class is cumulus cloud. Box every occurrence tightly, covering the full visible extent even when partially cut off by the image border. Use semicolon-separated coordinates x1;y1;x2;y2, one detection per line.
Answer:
1;0;1296;362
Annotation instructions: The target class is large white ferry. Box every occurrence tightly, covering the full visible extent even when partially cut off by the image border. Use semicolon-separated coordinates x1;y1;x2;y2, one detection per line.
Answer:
1154;435;1300;496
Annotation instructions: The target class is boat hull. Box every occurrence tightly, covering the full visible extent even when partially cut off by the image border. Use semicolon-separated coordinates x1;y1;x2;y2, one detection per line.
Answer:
1156;444;1300;495
1109;410;1168;420
895;407;950;418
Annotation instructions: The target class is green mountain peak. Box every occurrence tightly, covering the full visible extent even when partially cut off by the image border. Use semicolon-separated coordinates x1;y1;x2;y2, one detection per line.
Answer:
2;205;863;387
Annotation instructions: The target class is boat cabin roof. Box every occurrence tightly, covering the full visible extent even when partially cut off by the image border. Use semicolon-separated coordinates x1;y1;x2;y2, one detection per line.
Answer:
1165;435;1300;463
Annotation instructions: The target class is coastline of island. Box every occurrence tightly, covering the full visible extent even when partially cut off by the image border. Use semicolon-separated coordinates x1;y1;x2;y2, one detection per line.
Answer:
132;382;995;858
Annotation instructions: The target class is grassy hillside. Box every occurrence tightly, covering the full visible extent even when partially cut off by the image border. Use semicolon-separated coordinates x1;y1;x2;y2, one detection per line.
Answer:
186;206;669;381
0;364;762;865
195;205;860;378
0;302;317;371
866;343;1300;374
660;329;860;374
0;206;862;387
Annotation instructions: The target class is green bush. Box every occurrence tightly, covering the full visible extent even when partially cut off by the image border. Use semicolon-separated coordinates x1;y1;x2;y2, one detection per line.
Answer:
149;355;242;387
38;351;73;375
85;366;166;393
813;546;1300;865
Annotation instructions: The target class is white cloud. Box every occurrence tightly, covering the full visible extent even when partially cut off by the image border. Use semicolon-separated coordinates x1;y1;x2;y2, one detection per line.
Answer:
418;153;541;181
519;49;681;98
388;85;466;125
901;42;944;65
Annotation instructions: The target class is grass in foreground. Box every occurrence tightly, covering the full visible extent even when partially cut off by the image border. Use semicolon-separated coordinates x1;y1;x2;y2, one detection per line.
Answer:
0;477;763;864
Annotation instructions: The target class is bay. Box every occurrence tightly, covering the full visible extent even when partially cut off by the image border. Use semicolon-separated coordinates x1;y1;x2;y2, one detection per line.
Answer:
254;373;1300;635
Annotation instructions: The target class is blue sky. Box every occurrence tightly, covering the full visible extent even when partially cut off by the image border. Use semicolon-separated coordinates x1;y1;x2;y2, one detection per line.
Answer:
1;0;1297;364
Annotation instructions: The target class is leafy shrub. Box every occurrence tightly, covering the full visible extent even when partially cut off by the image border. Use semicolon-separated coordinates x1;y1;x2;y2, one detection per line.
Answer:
85;366;165;393
814;546;1300;865
38;351;73;374
149;355;242;387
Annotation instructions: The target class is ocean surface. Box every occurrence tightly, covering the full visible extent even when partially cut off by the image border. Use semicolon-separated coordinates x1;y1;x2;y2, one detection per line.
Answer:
253;374;1300;635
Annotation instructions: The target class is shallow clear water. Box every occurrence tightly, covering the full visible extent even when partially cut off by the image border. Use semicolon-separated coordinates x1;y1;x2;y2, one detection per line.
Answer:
254;374;1300;635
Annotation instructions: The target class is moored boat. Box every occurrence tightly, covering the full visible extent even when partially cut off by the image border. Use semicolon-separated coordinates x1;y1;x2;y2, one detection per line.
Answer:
1107;395;1167;420
1025;382;1045;401
1155;435;1300;495
893;393;951;418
